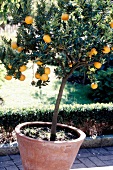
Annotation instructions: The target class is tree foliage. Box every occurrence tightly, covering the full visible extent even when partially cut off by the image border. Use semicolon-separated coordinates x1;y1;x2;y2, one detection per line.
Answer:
1;0;113;81
0;0;33;26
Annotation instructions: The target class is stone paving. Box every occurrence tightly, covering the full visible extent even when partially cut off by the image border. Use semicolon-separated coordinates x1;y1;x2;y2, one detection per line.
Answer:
0;146;113;170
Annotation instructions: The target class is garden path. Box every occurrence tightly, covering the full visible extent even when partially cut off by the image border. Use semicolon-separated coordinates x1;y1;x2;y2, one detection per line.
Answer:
0;146;113;170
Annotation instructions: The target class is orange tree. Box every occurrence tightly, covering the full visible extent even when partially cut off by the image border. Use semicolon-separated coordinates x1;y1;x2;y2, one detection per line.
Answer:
0;0;113;140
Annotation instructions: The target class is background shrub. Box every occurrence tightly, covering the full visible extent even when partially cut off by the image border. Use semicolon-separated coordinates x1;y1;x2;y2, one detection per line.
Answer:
88;68;113;103
0;103;113;136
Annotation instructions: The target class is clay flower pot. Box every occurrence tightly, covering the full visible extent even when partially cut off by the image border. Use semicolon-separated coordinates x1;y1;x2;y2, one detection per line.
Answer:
15;121;86;170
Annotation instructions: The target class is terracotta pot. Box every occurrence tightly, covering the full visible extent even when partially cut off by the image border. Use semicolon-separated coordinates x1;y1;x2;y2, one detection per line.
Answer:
15;121;86;170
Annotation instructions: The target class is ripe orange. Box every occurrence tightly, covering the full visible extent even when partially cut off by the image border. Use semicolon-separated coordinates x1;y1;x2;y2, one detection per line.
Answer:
69;63;73;67
5;75;12;80
8;64;12;69
44;67;50;74
17;47;23;52
111;47;113;50
91;83;98;89
68;61;75;67
19;74;25;81
87;51;92;58
61;14;69;21
35;73;41;79
110;21;113;28
90;48;98;55
11;42;18;49
68;62;73;67
94;62;102;69
25;16;33;24
43;35;51;43
40;74;48;81
19;65;27;72
36;61;43;66
103;46;110;54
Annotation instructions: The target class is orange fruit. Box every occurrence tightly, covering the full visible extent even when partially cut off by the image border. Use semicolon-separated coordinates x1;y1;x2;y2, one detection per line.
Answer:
44;67;50;74
8;64;12;69
103;46;110;54
68;63;73;67
90;48;98;55
91;83;98;89
19;74;25;81
43;35;51;43
35;73;41;79
87;51;92;58
36;61;43;66
68;61;75;67
110;21;113;28
69;63;73;67
61;14;69;21
25;16;33;24
5;75;12;80
111;47;113;50
88;48;97;57
19;65;27;72
40;74;48;81
17;47;23;52
11;42;18;49
94;62;102;69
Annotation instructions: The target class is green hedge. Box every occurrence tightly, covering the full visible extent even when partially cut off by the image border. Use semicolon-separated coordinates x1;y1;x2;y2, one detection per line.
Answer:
0;103;113;134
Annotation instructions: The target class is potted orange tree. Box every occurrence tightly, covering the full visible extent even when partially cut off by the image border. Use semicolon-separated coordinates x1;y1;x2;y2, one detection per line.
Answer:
1;0;113;169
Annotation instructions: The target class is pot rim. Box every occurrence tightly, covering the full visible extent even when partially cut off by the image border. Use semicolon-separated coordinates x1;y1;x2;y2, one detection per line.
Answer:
15;121;86;144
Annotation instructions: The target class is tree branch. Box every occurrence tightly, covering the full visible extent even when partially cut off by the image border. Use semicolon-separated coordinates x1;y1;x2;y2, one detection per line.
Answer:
52;54;65;72
65;61;88;80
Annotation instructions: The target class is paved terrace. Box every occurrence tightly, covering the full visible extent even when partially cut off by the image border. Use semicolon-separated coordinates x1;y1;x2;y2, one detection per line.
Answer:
0;146;113;170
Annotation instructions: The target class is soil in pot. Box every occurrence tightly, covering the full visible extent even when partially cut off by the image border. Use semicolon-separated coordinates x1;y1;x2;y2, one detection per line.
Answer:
20;123;79;141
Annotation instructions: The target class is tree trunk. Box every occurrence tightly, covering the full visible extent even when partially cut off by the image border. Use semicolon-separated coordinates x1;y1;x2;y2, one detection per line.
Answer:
50;76;67;141
50;62;86;141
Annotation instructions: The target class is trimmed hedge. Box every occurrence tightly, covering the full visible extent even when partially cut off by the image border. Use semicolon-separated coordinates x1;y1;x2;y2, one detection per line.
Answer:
0;103;113;135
